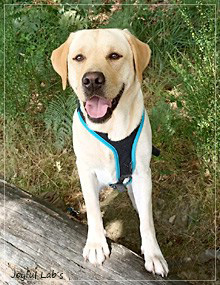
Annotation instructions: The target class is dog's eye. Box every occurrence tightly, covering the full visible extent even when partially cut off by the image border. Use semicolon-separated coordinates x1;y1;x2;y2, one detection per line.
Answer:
73;54;85;62
108;53;122;60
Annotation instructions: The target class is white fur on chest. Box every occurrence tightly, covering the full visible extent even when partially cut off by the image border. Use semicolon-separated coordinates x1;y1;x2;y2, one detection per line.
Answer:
95;167;117;186
72;111;117;185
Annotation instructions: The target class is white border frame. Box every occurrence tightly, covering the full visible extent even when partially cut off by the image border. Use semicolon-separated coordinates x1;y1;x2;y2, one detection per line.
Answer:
3;2;217;283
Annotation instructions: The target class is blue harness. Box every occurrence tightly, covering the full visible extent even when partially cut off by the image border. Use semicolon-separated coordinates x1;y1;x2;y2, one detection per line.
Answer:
77;107;159;192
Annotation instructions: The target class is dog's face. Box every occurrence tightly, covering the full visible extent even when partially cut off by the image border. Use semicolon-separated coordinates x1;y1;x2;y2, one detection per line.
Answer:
51;29;151;123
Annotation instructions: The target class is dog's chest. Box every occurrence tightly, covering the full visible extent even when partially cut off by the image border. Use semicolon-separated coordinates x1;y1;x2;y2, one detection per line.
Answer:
77;139;117;184
73;109;145;186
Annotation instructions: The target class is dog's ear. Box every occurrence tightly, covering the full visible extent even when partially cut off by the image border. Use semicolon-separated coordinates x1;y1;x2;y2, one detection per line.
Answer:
51;33;74;90
123;29;151;83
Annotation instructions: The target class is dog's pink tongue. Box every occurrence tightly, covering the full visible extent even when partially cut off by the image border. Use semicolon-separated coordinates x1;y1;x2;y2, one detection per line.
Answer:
85;96;112;118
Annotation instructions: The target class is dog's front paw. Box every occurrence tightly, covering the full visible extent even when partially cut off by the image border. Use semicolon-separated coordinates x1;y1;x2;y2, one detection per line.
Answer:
141;243;169;277
83;235;110;266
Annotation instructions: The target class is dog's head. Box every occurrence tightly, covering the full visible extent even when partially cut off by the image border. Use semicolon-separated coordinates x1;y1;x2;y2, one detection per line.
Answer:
51;29;151;123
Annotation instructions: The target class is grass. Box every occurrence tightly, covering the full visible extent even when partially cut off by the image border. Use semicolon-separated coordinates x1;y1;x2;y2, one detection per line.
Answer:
1;1;218;282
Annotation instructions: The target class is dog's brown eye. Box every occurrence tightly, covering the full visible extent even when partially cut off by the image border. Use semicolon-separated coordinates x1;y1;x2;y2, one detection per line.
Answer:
108;53;122;60
73;54;85;62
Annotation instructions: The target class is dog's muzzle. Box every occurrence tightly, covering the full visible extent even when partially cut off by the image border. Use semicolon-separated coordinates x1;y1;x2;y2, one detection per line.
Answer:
83;81;125;124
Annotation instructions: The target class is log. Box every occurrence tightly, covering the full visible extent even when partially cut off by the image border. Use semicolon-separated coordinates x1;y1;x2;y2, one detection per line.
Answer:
0;181;174;284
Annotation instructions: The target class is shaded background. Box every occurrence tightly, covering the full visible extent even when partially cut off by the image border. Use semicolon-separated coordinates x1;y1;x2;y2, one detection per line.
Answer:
0;0;219;282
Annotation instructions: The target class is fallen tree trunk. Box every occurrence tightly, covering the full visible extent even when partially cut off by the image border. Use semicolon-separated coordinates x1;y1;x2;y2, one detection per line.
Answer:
0;181;175;284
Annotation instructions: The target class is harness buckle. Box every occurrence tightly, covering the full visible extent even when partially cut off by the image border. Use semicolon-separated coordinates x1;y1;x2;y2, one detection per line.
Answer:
109;175;132;192
109;182;127;192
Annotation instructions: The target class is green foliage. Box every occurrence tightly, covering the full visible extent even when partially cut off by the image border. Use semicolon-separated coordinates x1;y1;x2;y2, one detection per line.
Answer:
44;93;77;149
150;100;181;144
168;5;216;166
0;7;4;116
102;2;193;75
3;4;90;118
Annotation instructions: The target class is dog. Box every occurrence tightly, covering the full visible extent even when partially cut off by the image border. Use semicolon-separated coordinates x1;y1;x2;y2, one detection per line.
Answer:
51;28;168;277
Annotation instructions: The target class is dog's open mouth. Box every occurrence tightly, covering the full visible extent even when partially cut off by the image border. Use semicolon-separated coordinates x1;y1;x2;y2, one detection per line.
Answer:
85;96;112;119
84;83;125;123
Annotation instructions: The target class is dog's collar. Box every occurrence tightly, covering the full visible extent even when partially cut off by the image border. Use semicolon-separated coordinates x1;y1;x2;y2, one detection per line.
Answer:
77;107;159;192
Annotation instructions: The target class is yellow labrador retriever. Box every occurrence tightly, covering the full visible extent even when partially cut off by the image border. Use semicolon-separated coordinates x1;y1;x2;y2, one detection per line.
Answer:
51;28;168;277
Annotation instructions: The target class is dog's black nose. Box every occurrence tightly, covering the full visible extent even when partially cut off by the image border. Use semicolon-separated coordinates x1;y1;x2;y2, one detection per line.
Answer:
82;72;105;91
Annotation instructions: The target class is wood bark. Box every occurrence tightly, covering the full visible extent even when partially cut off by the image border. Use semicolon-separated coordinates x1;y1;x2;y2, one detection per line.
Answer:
0;181;176;284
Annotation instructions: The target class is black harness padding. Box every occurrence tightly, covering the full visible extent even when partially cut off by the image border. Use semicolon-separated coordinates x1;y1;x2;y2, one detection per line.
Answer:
152;145;160;157
96;125;140;179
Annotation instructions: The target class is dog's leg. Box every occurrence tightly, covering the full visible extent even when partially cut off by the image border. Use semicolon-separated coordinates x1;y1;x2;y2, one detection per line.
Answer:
77;163;110;265
132;168;169;277
127;184;137;211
